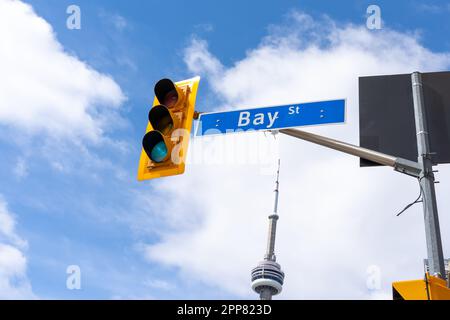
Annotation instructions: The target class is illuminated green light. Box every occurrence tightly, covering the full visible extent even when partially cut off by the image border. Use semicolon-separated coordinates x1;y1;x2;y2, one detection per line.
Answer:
150;141;168;163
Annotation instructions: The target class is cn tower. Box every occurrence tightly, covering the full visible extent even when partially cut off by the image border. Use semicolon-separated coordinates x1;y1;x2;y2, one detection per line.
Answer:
251;159;285;300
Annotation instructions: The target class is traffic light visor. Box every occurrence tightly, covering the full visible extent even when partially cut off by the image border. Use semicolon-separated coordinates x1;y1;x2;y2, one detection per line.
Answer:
142;131;169;163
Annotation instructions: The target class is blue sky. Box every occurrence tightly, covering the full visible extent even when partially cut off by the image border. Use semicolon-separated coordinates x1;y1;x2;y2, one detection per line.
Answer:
1;0;450;299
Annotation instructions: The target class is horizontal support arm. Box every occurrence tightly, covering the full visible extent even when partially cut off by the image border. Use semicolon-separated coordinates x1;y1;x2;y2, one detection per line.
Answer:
279;128;421;178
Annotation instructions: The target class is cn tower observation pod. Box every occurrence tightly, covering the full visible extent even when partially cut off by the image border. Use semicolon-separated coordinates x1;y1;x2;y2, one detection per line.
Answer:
251;260;285;298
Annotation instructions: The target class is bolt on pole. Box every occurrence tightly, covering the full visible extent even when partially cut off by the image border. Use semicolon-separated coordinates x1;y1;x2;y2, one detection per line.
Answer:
411;71;446;278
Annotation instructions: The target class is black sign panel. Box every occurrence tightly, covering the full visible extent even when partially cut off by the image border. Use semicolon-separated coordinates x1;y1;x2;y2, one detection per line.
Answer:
359;71;450;167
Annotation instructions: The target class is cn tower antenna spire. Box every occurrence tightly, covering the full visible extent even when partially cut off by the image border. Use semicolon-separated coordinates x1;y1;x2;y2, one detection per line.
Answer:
265;159;280;261
251;158;285;300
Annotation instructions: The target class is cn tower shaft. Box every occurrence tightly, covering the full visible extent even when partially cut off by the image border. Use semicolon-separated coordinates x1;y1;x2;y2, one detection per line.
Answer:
251;159;285;300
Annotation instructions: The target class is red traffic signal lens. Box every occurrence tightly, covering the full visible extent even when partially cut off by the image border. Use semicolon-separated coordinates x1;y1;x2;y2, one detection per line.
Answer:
163;90;178;107
155;79;179;108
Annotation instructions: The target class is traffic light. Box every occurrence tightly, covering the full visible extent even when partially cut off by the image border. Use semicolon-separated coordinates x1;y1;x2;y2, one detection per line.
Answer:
392;274;450;300
137;76;200;180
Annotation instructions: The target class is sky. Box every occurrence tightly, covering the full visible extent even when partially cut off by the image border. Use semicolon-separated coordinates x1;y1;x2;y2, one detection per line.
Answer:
0;0;450;299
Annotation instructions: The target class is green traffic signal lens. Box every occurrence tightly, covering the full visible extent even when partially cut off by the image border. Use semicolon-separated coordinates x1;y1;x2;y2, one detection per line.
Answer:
150;141;168;163
143;131;169;163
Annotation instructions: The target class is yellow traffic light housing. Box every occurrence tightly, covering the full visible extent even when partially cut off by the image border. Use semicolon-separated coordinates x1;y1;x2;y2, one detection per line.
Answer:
137;76;200;180
393;274;450;300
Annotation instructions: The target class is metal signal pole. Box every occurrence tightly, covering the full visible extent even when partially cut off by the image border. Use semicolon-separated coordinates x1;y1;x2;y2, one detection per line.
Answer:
411;71;445;277
278;71;446;279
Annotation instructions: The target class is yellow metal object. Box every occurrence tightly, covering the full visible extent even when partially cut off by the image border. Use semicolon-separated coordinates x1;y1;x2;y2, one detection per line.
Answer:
393;274;450;300
137;76;200;181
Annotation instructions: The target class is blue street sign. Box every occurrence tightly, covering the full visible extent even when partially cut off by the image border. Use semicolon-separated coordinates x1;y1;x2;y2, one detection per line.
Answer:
195;99;346;136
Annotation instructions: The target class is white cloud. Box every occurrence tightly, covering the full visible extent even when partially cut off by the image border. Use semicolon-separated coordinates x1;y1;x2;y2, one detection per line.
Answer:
184;38;223;78
194;23;214;33
0;0;126;143
111;14;127;31
143;12;450;299
0;196;35;299
13;157;28;180
0;196;27;249
417;3;450;14
99;9;128;32
145;279;175;291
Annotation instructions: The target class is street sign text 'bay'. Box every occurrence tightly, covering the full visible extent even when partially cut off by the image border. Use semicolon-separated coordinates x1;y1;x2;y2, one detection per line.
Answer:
195;99;346;136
